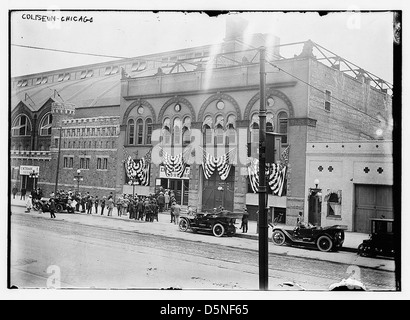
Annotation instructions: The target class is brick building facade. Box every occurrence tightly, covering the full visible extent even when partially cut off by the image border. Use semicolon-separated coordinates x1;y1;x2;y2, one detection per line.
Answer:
10;33;393;232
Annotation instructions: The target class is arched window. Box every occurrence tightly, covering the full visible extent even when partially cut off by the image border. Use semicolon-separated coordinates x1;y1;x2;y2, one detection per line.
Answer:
277;111;288;144
173;118;181;146
203;116;213;146
163;118;171;145
182;117;191;147
137;119;144;145
127;119;135;145
73;141;76;148
226;115;236;145
12;114;32;136
214;115;224;145
215;124;224;145
266;122;274;132
39;113;53;136
251;122;259;143
145;118;153;145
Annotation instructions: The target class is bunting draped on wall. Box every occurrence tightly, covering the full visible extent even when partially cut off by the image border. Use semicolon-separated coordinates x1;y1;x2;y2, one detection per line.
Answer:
123;148;152;186
161;147;191;178
247;146;289;196
200;147;236;180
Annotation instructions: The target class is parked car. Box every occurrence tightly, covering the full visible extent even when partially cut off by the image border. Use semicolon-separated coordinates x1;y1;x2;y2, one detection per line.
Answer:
270;223;347;252
358;218;394;258
32;197;74;213
179;209;242;237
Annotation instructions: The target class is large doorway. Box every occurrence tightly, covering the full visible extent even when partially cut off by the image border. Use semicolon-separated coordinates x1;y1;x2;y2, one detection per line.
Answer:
160;178;189;206
202;167;235;212
354;184;393;233
308;189;322;226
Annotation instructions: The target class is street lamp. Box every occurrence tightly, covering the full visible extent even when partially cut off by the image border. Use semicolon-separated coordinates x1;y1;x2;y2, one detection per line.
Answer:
73;169;83;194
29;170;39;189
129;178;139;197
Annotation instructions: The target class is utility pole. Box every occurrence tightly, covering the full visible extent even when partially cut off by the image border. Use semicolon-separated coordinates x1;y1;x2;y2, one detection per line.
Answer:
258;47;268;290
54;127;62;195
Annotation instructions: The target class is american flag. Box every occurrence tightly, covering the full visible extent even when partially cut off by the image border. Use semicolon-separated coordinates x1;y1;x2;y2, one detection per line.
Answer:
124;149;151;186
247;159;287;196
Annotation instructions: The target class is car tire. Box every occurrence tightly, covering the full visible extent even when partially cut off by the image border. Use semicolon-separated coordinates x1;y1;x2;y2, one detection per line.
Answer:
179;219;189;232
272;230;286;246
212;223;225;237
317;235;333;252
56;204;64;213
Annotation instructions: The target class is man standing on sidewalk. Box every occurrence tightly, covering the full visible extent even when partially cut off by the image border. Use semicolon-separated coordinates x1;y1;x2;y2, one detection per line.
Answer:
12;185;18;199
20;187;26;200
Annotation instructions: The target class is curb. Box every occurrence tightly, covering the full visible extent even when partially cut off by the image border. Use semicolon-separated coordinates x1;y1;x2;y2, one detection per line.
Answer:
11;201;360;253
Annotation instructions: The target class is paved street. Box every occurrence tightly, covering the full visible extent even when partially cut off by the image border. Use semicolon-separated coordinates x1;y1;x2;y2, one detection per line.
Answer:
10;205;396;291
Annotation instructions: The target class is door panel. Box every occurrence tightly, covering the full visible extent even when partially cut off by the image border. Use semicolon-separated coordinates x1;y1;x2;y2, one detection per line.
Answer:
354;185;393;233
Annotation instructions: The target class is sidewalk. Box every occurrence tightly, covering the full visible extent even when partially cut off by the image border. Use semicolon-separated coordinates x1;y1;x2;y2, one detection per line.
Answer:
9;196;367;253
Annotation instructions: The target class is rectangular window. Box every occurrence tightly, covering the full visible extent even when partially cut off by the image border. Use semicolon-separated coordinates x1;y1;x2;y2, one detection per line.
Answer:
326;191;342;217
79;157;90;169
103;158;108;170
97;158;102;170
97;157;108;170
63;156;74;168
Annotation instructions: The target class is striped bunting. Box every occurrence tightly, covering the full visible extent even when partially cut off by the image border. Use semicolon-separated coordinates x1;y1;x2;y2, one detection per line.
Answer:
201;147;236;181
161;146;191;178
124;149;151;186
247;159;287;196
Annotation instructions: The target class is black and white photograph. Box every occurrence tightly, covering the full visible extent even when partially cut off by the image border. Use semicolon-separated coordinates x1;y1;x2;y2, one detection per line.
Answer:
3;1;408;301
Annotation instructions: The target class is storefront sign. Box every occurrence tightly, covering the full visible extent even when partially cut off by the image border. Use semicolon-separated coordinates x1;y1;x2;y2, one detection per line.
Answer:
159;165;190;179
19;165;40;175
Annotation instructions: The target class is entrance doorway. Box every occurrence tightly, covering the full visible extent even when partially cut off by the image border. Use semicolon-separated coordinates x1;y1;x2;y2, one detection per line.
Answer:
308;189;322;226
202;167;235;212
160;178;189;206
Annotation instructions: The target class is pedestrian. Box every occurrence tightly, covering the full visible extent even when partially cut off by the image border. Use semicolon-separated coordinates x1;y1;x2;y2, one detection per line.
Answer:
49;198;56;219
94;196;99;214
144;198;152;222
81;195;86;213
87;196;93;214
241;208;249;233
157;192;165;213
173;202;181;225
151;200;158;222
20;187;26;200
100;196;106;215
116;196;123;217
107;196;114;216
25;195;32;213
137;197;144;220
75;193;81;212
122;195;129;217
170;202;175;223
12;185;18;199
164;192;170;211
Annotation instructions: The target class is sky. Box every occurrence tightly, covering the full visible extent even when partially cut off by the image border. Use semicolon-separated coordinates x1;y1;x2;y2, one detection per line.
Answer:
10;10;395;84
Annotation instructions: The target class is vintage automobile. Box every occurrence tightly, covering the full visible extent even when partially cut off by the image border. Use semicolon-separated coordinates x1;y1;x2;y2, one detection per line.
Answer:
270;222;347;252
358;218;395;258
32;197;74;213
178;209;242;237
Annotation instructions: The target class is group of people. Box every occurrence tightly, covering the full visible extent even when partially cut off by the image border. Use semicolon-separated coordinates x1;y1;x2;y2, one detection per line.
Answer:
17;185;250;231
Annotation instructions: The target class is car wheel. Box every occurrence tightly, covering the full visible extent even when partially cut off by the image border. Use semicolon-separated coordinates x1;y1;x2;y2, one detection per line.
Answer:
212;223;225;237
272;230;286;246
317;235;333;252
56;204;64;213
179;219;189;232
